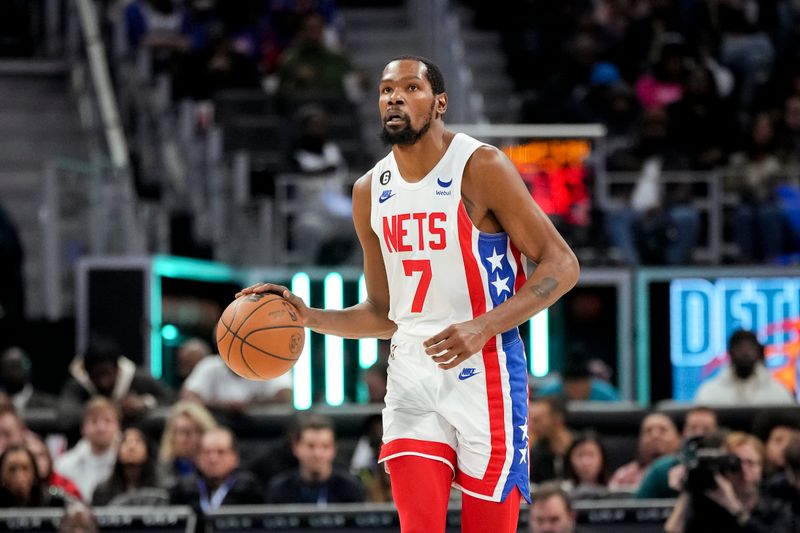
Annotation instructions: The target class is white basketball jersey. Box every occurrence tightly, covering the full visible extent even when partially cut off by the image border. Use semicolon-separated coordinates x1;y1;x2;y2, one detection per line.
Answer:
369;133;528;339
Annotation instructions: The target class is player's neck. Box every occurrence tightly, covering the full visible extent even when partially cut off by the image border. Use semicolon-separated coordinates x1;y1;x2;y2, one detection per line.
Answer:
391;126;453;182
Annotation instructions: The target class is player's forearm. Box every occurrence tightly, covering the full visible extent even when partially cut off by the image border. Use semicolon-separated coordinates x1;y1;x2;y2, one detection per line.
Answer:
305;301;397;340
477;249;579;338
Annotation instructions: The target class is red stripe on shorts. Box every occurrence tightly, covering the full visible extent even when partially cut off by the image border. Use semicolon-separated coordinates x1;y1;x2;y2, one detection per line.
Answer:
456;201;508;497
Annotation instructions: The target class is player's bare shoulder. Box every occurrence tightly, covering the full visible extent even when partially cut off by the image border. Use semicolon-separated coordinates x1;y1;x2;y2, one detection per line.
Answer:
462;144;526;219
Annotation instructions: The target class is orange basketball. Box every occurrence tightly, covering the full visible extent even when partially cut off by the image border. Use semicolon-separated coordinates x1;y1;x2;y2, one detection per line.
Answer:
215;293;305;380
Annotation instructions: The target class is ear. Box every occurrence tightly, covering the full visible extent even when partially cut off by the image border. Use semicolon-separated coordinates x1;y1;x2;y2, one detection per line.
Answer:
436;93;448;118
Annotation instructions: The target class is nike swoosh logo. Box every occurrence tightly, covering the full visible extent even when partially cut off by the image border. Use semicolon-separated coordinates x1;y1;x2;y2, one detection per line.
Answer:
458;368;480;381
378;191;396;204
437;177;453;188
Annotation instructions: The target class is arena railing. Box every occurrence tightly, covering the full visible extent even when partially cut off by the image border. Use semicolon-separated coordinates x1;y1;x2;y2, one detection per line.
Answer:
0;506;195;533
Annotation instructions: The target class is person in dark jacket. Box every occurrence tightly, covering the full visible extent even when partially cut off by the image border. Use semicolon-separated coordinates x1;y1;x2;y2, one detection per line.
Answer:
92;427;166;506
169;427;262;512
267;413;364;505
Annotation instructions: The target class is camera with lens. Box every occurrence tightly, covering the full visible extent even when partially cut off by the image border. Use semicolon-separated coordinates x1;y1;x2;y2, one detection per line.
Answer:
681;435;742;493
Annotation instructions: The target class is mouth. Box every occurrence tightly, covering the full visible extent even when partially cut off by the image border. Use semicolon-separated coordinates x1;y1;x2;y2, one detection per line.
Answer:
384;112;407;127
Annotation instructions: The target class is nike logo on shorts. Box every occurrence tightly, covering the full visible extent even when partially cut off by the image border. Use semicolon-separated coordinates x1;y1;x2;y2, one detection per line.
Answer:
458;368;480;381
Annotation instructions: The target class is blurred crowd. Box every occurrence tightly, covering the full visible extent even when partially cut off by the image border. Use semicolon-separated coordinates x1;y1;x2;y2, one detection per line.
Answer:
0;327;796;533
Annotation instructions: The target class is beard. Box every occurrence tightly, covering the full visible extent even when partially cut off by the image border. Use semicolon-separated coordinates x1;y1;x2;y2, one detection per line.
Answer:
380;103;434;146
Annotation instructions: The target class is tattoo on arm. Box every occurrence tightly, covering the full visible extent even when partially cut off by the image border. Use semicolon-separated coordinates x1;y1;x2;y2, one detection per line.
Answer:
530;277;559;299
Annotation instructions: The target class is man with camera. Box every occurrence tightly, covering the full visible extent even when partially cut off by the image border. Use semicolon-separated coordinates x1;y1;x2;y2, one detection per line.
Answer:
664;432;794;533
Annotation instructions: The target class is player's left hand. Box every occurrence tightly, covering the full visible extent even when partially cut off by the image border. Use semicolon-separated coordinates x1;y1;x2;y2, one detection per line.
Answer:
423;321;488;369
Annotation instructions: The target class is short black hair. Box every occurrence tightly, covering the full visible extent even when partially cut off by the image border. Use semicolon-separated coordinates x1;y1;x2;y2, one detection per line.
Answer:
83;335;121;372
532;395;568;419
562;358;592;381
388;55;446;95
728;329;764;359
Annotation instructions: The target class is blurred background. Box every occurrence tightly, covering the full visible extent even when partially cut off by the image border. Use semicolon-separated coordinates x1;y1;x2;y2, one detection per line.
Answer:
0;0;798;532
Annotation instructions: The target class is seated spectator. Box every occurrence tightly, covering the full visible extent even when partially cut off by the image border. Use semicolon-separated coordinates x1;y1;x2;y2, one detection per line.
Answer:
181;354;292;413
93;427;166;506
158;401;217;487
364;361;387;404
61;336;174;422
123;0;189;65
169;427;263;515
276;12;354;100
537;358;620;402
54;397;120;501
289;105;347;175
529;483;576;533
176;338;211;385
0;404;25;455
636;406;719;499
350;414;391;502
762;433;800;526
0;445;65;508
24;433;81;501
694;329;794;405
634;39;687;110
267;413;365;504
609;413;680;492
665;432;794;533
725;112;788;263
753;409;800;477
530;396;573;484
0;347;58;411
562;431;609;498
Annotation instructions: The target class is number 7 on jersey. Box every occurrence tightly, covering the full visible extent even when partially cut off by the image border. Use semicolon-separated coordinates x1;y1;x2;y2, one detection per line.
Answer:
402;259;432;313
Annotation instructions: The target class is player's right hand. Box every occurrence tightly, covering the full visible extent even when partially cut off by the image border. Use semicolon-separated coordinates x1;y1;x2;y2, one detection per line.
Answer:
236;282;310;323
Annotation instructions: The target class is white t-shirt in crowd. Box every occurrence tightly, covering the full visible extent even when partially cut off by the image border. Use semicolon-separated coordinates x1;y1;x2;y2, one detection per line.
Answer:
183;356;292;402
54;439;116;501
694;365;795;406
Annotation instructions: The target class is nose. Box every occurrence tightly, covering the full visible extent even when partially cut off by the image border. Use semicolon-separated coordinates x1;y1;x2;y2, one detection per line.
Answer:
388;88;404;106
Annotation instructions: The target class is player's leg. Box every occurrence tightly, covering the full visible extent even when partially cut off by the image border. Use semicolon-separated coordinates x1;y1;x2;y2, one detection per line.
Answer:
461;486;522;533
387;455;452;533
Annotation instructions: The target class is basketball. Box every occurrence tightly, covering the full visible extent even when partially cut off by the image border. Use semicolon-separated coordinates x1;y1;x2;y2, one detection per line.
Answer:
215;293;305;380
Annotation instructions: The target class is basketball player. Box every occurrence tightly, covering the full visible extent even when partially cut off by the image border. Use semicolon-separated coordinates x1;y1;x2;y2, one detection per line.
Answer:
238;56;580;532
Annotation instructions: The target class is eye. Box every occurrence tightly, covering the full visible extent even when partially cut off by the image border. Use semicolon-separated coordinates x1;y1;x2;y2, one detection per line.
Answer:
381;86;391;94
408;84;417;91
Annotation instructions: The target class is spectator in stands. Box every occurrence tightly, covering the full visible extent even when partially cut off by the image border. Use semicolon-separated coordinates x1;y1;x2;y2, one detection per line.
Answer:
158;401;217;487
0;405;25;455
289;104;347;175
54;397;120;501
530;396;574;484
0;347;57;411
0;445;65;508
753;409;800;477
529;483;576;533
537;358;620;402
636;406;719;499
725;113;788;263
24;433;81;501
350;414;391;502
562;431;609;498
181;352;292;412
123;0;189;69
609;413;680;492
634;38;688;110
694;329;794;405
267;413;365;504
169;427;263;513
364;361;388;404
604;108;700;265
665;432;794;533
175;338;211;384
276;12;354;100
93;427;166;506
762;433;800;526
61;336;174;422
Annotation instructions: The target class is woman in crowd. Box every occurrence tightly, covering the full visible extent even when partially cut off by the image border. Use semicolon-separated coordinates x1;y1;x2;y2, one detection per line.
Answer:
158;401;217;487
563;431;610;498
24;433;81;501
0;445;64;507
92;427;165;506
